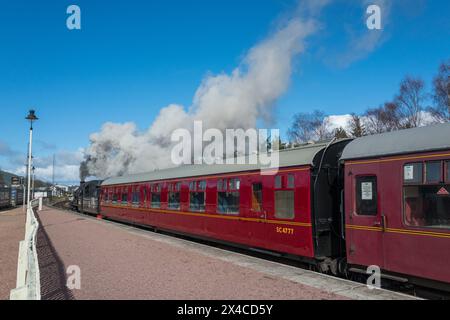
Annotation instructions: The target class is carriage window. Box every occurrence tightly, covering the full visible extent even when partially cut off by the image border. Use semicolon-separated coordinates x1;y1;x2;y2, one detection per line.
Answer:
168;183;181;210
425;161;442;184
190;180;206;212
151;184;161;208
199;180;207;191
168;191;180;210
274;174;295;219
229;178;240;190
121;190;128;204
218;192;240;214
287;174;295;188
190;192;205;212
275;191;294;219
404;185;450;229
189;180;206;192
404;161;450;229
112;190;119;203
355;176;378;216
151;193;161;208
404;163;423;184
217;178;240;214
275;175;282;189
251;183;263;212
132;188;140;204
447;161;450;183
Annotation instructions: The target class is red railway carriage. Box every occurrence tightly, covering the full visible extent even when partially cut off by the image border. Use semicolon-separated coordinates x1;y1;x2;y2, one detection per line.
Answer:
99;141;350;267
341;123;450;291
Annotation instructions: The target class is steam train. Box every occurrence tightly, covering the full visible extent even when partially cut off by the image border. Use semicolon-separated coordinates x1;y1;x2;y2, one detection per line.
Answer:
72;123;450;294
0;186;24;209
71;180;102;214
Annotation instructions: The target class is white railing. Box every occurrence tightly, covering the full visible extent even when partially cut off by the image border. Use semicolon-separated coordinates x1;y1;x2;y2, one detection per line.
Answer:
9;198;42;300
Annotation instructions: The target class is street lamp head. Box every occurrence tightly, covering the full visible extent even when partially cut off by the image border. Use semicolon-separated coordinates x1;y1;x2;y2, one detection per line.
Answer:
26;109;38;121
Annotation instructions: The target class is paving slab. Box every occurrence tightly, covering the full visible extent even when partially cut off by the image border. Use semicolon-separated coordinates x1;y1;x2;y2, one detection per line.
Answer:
36;206;417;300
0;207;26;300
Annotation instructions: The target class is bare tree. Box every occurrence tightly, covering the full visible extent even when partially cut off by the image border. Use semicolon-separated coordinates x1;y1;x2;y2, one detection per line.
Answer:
347;113;366;137
316;116;333;141
287;110;332;143
382;102;403;129
395;76;427;128
364;102;402;134
428;60;449;122
364;106;386;134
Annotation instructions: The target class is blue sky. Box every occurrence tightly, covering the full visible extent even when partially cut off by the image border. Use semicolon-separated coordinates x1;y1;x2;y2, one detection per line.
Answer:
0;0;449;183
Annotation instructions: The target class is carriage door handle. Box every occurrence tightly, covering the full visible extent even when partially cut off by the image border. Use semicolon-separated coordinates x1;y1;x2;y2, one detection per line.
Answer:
381;214;387;232
374;215;387;232
260;211;267;220
373;221;381;227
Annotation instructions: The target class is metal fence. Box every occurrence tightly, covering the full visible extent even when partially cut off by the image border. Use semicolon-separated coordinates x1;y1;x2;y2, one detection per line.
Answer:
9;198;42;300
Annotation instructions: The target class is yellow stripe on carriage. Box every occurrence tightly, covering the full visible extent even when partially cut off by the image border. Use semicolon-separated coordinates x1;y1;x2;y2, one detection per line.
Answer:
102;204;312;228
346;224;450;239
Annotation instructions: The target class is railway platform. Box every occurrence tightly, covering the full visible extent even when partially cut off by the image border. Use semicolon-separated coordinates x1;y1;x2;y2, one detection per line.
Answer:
0;207;26;299
30;206;418;300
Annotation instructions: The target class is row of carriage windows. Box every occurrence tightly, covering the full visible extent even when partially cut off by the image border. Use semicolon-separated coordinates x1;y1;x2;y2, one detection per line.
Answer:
102;174;296;219
355;160;450;229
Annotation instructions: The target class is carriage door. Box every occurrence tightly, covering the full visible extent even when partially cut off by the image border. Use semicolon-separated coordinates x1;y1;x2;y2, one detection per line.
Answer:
346;169;385;269
247;176;267;247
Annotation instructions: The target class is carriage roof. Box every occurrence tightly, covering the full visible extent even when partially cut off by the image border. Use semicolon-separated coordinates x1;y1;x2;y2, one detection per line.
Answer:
341;123;450;161
102;142;331;186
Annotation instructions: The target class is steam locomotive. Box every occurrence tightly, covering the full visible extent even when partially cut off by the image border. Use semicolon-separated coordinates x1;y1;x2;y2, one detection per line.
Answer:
71;180;103;215
72;123;450;295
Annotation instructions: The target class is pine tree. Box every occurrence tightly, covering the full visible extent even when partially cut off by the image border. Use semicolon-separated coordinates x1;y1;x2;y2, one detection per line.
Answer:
334;127;349;139
348;114;366;137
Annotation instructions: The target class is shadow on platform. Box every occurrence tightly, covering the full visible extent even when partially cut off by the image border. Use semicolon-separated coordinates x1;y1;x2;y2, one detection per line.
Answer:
36;212;75;300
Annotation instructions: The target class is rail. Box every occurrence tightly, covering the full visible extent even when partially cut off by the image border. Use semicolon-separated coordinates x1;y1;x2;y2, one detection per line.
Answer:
9;198;42;300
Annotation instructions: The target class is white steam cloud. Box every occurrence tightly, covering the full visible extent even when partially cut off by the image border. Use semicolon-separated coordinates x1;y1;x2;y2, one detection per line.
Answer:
83;1;327;179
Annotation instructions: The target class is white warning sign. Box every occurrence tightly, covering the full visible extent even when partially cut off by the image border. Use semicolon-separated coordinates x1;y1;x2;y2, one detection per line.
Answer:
361;182;373;200
404;165;414;180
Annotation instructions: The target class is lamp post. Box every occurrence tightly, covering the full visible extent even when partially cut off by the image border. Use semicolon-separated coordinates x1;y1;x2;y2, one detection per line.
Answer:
25;110;38;209
22;178;26;213
32;166;35;200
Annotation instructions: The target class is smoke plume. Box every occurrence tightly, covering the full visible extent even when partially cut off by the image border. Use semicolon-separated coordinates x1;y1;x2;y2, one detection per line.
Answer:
82;1;327;179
